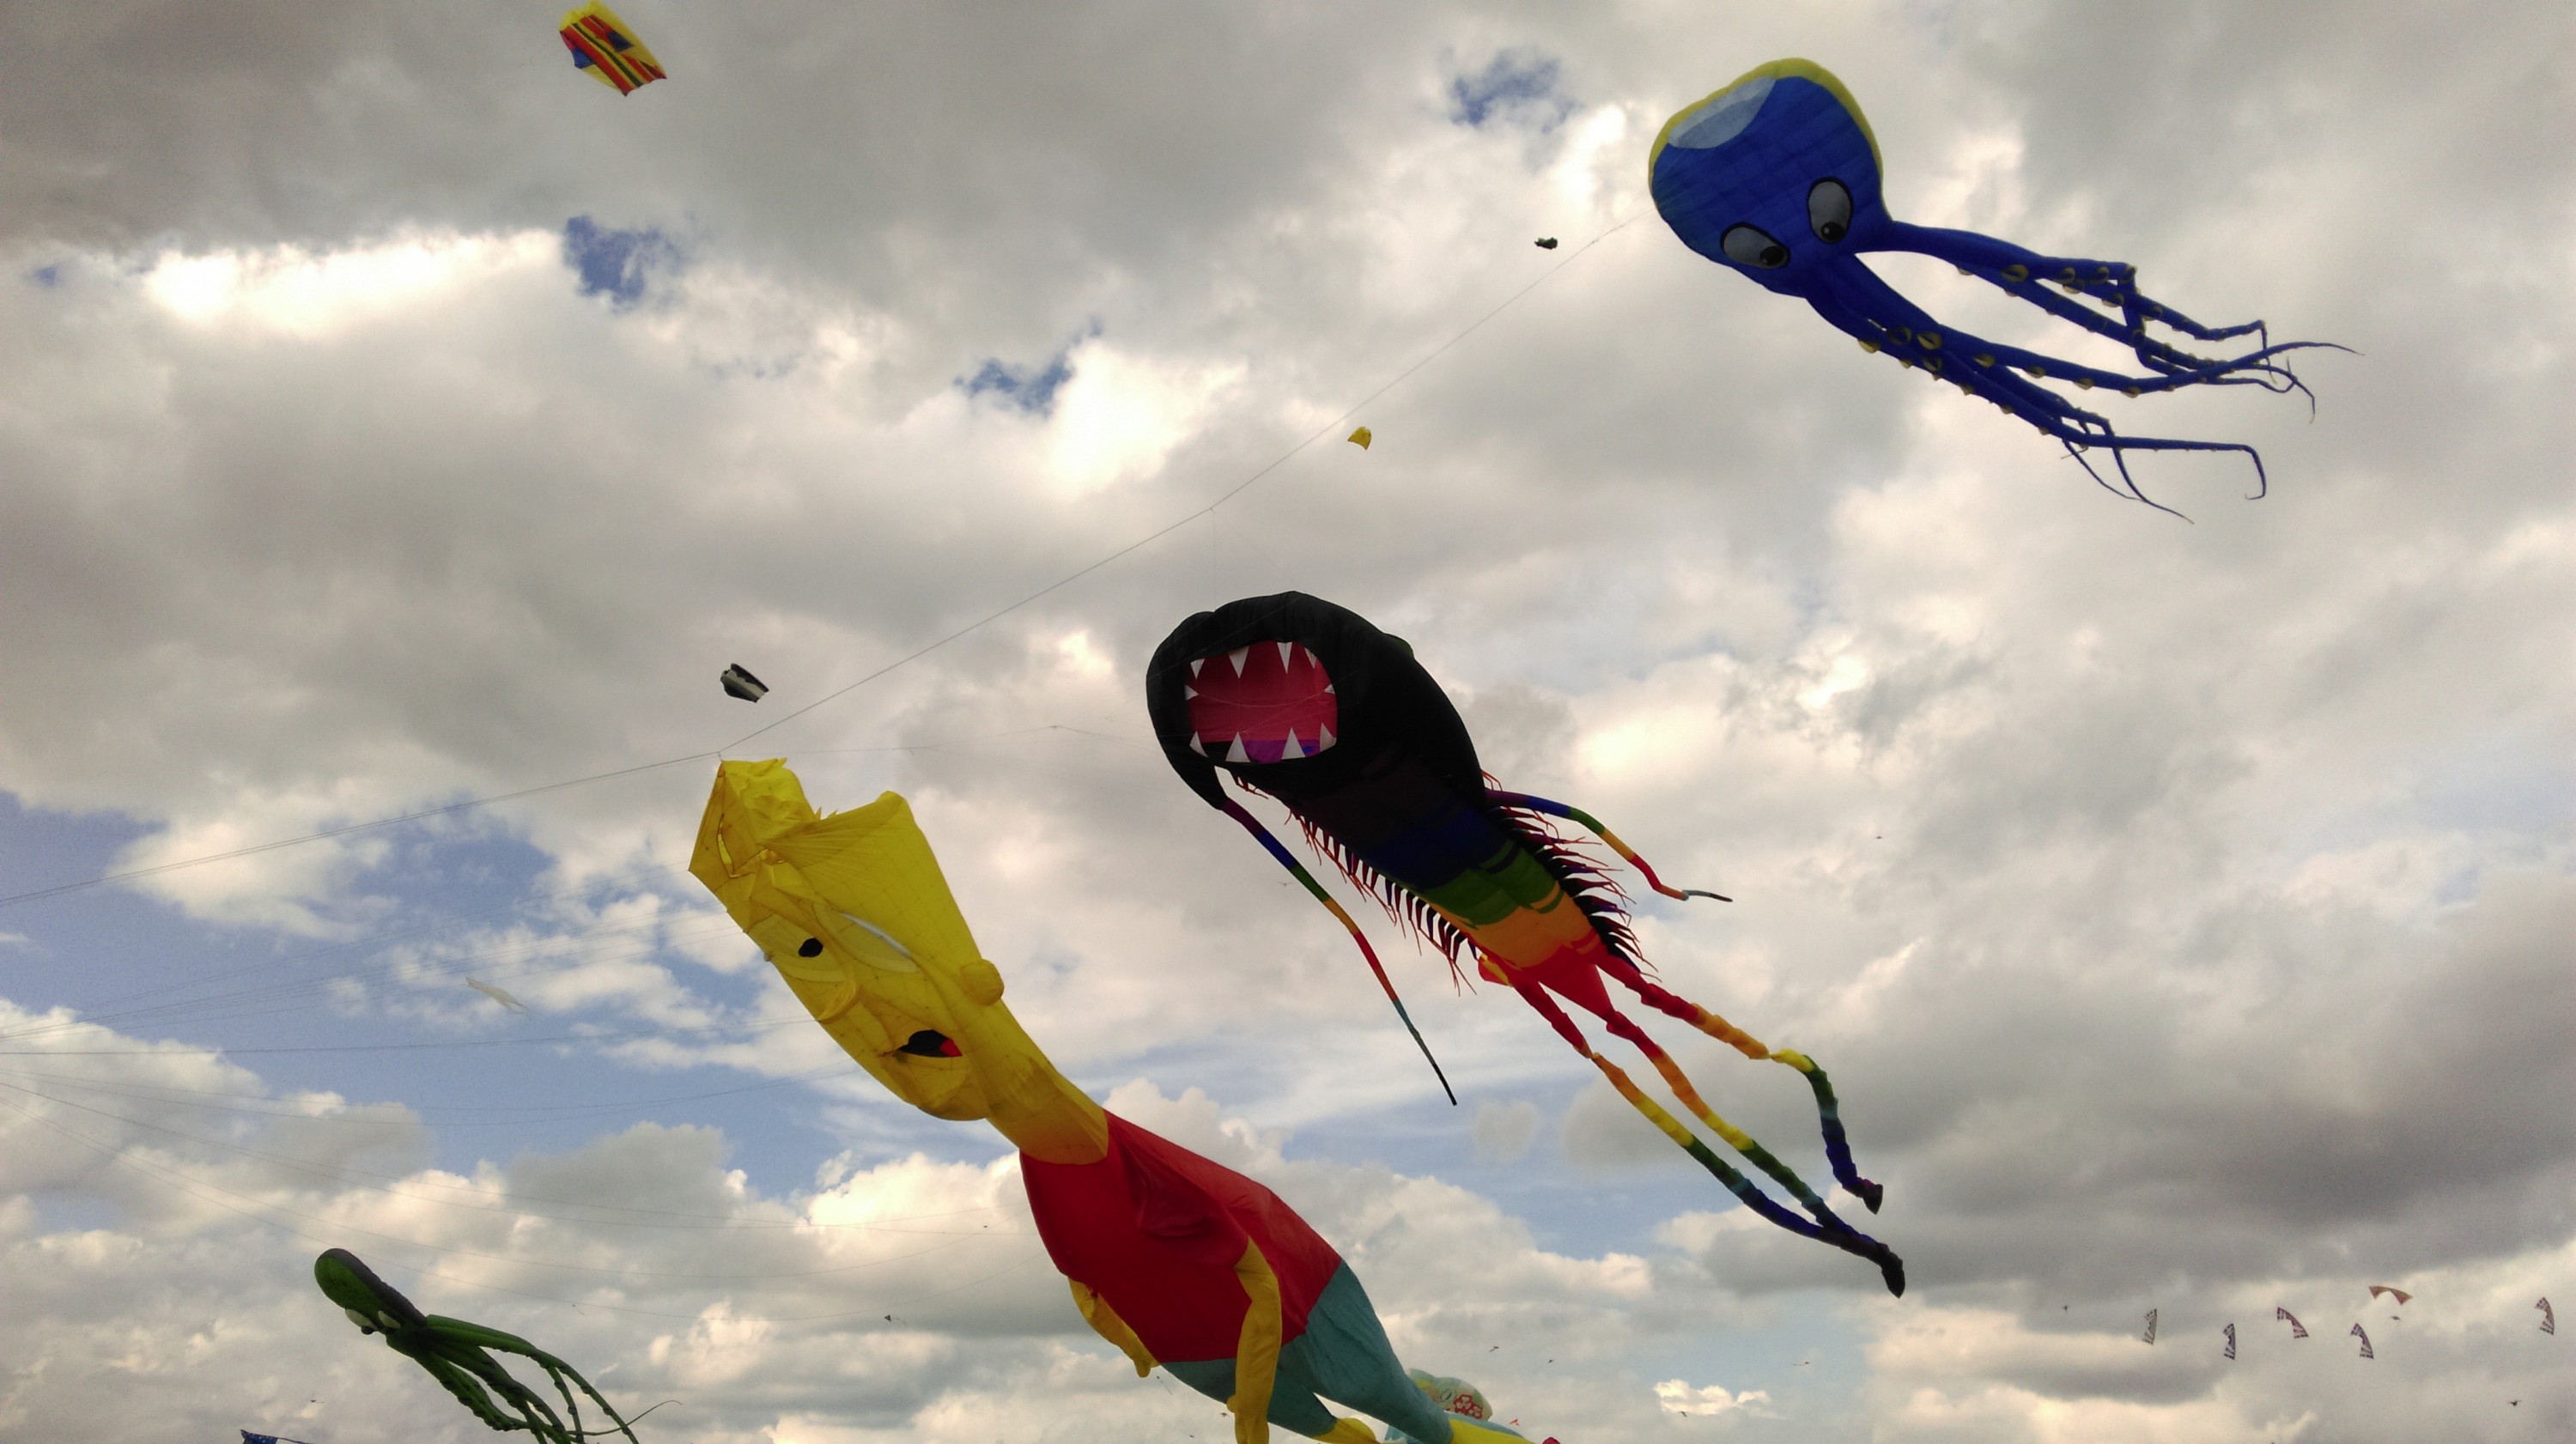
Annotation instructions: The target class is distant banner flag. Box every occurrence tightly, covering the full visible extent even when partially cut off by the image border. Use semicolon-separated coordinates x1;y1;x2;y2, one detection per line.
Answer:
2349;1322;2373;1359
2222;1323;2237;1360
560;3;666;94
2275;1307;2308;1338
2366;1284;2412;1306
2142;1308;2157;1344
2540;1297;2555;1335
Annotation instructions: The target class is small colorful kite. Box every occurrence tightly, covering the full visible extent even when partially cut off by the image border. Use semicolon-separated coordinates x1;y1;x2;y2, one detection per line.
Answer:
465;978;527;1014
1347;427;1373;449
2540;1297;2555;1335
1534;238;1559;249
1147;592;1903;1295
2276;1307;2308;1339
690;763;1542;1444
313;1248;638;1444
2350;1322;2374;1360
720;663;769;702
1649;59;2335;511
2221;1323;2236;1361
559;3;665;94
2367;1284;2412;1306
2141;1309;2157;1344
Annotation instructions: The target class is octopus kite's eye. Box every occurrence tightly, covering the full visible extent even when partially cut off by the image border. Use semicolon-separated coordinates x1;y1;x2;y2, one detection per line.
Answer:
1807;179;1852;242
798;938;823;957
1721;224;1789;269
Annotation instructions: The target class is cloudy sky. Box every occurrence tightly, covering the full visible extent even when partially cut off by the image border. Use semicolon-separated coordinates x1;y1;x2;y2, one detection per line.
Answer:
2;3;2569;1441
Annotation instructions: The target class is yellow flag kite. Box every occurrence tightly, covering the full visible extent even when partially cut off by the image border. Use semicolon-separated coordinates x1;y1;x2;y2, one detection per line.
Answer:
1346;427;1372;449
560;3;665;94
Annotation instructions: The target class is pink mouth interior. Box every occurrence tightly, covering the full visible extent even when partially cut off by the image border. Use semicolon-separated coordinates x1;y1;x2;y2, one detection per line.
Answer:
1183;641;1339;764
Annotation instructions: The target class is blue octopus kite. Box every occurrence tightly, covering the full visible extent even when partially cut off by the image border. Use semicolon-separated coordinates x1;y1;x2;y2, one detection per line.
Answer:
1650;59;2334;511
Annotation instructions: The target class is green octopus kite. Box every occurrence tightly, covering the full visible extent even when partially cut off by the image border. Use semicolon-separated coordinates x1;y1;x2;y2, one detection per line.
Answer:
313;1248;641;1442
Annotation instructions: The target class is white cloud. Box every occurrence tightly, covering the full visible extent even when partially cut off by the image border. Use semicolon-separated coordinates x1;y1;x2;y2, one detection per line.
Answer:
1655;1378;1772;1417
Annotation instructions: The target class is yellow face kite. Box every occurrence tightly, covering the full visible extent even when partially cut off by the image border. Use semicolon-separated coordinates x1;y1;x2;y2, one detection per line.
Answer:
689;761;1099;1157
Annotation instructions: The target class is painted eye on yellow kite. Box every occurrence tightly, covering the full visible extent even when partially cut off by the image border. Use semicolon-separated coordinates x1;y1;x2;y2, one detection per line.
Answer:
896;1028;961;1058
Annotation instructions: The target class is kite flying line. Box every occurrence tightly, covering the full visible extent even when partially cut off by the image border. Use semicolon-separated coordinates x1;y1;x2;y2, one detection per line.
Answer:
0;212;1645;915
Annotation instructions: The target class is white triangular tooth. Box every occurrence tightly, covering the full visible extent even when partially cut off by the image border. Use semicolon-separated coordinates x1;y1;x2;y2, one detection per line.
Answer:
1227;647;1249;676
1281;729;1304;760
1225;734;1250;764
1277;641;1295;669
1316;725;1336;751
1182;685;1198;700
1189;658;1204;677
1188;735;1207;755
1323;683;1335;695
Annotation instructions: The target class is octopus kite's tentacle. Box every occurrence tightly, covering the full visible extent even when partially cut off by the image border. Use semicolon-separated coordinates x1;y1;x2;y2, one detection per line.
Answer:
1806;264;2278;513
422;1320;639;1443
1876;222;2271;346
1822;258;2312;400
1218;797;1457;1105
400;1342;530;1435
1483;792;1730;902
1513;980;1905;1295
425;1326;586;1442
431;1338;574;1440
1595;955;1886;1213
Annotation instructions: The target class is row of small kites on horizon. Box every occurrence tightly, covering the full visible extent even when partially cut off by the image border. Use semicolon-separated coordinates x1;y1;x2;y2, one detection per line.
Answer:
2134;1292;2555;1362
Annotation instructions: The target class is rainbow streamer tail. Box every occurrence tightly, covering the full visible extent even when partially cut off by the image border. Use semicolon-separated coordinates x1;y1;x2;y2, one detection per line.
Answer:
1219;798;1456;1105
1571;1027;1903;1295
1768;1048;1883;1213
1490;791;1730;901
1492;791;1881;1212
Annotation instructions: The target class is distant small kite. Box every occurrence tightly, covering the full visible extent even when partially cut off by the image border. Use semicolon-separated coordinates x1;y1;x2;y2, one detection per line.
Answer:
1534;238;1559;249
2141;1309;2157;1344
2540;1297;2555;1335
2367;1285;2412;1306
2350;1323;2373;1360
465;978;527;1014
241;1434;319;1444
2221;1322;2236;1360
720;664;769;702
560;3;665;94
1347;427;1373;449
2276;1307;2308;1339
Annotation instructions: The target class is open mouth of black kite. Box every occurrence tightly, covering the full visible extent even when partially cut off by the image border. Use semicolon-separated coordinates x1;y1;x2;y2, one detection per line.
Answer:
1183;641;1338;765
897;1028;961;1058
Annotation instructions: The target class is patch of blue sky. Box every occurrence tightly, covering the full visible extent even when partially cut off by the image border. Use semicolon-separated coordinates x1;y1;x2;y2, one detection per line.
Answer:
960;325;1096;419
0;803;864;1198
1448;50;1573;130
560;215;680;307
2276;723;2573;869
